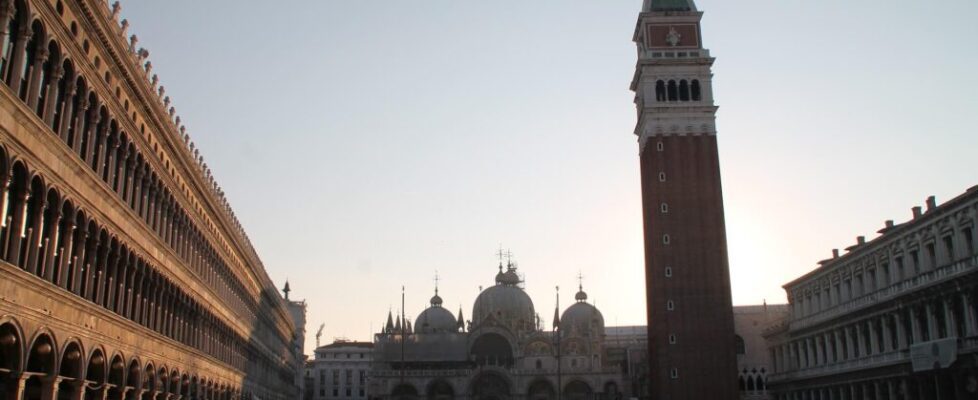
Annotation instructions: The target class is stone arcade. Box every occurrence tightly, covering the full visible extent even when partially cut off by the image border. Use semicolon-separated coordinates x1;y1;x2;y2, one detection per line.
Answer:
0;1;300;399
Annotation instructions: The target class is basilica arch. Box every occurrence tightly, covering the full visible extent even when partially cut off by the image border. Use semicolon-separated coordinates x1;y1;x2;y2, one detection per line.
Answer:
468;371;511;400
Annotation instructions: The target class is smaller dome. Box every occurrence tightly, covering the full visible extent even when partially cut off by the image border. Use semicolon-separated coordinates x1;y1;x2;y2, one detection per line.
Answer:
575;289;588;302
500;269;521;286
415;306;458;334
430;294;443;306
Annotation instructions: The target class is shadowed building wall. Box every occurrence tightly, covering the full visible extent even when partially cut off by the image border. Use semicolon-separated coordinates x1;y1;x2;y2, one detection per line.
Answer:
0;1;299;399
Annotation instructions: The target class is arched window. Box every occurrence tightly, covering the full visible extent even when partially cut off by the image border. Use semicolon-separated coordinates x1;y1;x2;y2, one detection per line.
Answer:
0;1;24;83
667;80;678;101
679;80;690;101
746;375;756;391
691;79;702;101
655;80;666;101
735;335;746;355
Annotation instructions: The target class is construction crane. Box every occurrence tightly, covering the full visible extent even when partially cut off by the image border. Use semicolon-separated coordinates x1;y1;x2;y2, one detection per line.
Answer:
315;323;325;348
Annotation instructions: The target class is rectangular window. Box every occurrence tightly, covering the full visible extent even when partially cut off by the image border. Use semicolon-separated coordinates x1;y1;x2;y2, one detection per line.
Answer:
926;243;936;268
656;141;664;151
911;251;920;274
319;370;326;385
345;369;352;386
965;228;975;255
346;389;351;397
332;370;339;385
664;267;672;277
332;389;338;397
669;334;676;344
944;236;955;262
895;256;904;280
359;389;365;397
667;300;675;311
670;368;679;379
359;370;366;385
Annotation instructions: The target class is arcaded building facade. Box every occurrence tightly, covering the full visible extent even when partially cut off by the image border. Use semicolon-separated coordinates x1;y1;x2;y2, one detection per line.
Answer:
766;187;978;399
0;1;300;400
630;0;738;398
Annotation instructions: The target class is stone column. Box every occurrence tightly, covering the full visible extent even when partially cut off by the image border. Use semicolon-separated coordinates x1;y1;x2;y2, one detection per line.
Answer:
25;45;49;109
910;307;922;344
834;330;845;361
823;333;834;364
24;186;47;275
882;315;893;352
895;312;908;349
6;184;30;267
42;64;64;126
70;95;89;151
5;373;28;400
69;380;86;400
925;302;939;341
56;218;76;289
845;326;856;360
964;292;978;337
40;376;64;400
57;76;77;141
815;336;825;365
41;205;63;282
943;297;958;338
868;320;879;355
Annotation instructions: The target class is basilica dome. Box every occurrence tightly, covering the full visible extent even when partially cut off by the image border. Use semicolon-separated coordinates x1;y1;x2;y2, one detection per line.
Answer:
473;265;535;331
415;290;459;334
559;286;604;336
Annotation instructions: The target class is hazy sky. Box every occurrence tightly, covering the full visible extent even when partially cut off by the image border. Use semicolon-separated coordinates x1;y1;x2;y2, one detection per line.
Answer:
120;0;978;352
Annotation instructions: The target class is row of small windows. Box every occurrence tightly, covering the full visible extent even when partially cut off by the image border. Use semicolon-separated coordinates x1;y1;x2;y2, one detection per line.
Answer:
655;79;702;102
795;225;976;318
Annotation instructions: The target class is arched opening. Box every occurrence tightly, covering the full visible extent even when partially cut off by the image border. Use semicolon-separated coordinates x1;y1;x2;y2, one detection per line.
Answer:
690;79;701;101
20;20;44;101
470;333;513;367
83;349;106;400
678;80;689;101
22;175;46;272
106;354;124;400
654;80;665;102
602;382;619;400
125;359;140;400
666;80;678;101
0;0;26;83
37;40;60;118
56;341;83;400
0;321;23;397
563;381;592;400
527;380;554;400
141;364;156;400
392;383;418;400
426;380;453;400
25;333;57;400
469;372;509;400
746;375;755;391
3;161;30;264
735;335;745;355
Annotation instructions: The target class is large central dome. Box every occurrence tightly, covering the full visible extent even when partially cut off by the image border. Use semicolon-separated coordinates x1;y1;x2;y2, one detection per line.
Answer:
472;264;535;331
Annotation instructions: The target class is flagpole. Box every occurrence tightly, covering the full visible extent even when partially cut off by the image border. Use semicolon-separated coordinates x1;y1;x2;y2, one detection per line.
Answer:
400;285;405;383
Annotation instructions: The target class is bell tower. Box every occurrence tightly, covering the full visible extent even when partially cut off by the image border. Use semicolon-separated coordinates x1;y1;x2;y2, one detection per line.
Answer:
630;0;737;398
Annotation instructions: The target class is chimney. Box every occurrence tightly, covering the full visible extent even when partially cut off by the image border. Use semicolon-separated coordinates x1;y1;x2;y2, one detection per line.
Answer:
832;249;840;258
885;220;894;228
857;236;866;245
912;206;922;219
926;196;936;211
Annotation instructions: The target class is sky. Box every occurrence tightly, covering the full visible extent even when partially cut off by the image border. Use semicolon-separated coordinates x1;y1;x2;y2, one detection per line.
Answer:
119;0;978;353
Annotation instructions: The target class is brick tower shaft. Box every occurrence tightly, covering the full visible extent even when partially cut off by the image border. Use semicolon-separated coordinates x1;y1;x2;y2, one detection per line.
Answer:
631;0;738;398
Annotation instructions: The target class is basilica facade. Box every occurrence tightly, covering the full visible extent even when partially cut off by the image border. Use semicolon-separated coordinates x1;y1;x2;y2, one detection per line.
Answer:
369;263;622;400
